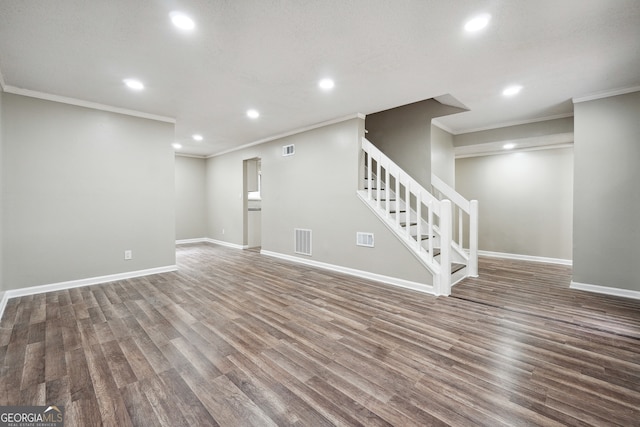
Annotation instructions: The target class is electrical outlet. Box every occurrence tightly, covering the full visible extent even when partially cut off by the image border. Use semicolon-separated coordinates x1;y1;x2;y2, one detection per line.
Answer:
222;229;225;235
124;250;132;260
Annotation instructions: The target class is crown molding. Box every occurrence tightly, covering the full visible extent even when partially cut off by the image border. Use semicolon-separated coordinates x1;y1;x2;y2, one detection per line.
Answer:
431;119;455;134
456;143;574;159
175;153;207;159
208;113;366;158
455;132;574;159
3;86;176;123
452;113;574;136
572;85;640;104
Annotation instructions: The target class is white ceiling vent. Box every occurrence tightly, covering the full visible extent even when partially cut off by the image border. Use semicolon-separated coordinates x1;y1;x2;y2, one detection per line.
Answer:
294;228;312;256
282;144;295;156
356;232;374;248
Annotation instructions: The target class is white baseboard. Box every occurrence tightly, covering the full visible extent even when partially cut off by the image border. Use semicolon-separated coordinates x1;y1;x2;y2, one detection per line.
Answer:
261;250;436;295
176;238;208;245
570;281;640;300
0;292;6;323
175;237;247;250
478;250;572;266
0;265;177;321
204;238;248;250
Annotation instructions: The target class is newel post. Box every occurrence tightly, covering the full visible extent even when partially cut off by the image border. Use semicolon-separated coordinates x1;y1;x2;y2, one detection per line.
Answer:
469;200;479;277
439;200;452;296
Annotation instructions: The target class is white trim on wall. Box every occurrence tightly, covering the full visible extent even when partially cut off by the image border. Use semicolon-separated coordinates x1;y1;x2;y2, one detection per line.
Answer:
449;113;574;136
204;238;248;250
478;250;572;266
570;281;640;301
176;238;247;249
0;265;177;320
431;119;456;134
175;153;207;159
454;133;573;159
572;86;640;104
3;86;176;123
261;250;436;295
209;113;366;158
176;238;209;245
456;142;574;159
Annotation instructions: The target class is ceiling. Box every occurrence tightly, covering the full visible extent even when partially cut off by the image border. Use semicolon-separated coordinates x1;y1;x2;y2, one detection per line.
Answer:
1;0;639;157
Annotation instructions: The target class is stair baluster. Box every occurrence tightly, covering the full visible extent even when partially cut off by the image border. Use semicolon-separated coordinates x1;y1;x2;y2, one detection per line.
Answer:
359;137;479;295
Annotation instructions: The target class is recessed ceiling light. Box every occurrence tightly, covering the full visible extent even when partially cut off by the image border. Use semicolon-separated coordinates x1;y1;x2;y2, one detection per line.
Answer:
318;78;335;91
192;134;203;141
170;11;195;30
502;85;523;96
123;78;144;90
172;143;182;149
503;143;516;149
465;13;491;32
247;109;260;119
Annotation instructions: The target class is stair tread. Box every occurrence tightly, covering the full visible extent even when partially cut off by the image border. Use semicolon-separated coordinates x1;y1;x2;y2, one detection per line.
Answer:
425;248;464;274
412;234;434;241
364;155;471;282
451;263;466;274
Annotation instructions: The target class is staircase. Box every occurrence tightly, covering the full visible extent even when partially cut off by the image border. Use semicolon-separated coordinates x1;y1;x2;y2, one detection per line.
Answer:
358;138;478;296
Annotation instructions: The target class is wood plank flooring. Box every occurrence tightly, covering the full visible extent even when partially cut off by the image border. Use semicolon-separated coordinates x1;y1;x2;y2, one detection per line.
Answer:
1;243;639;426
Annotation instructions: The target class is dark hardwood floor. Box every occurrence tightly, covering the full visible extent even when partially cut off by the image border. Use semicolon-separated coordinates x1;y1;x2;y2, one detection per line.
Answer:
1;243;639;426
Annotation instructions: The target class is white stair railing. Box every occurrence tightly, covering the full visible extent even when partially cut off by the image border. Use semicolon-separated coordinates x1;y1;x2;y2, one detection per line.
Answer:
430;174;479;277
359;137;454;295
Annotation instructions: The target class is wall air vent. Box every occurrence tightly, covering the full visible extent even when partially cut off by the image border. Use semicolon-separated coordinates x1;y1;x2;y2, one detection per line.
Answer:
356;232;375;248
294;228;312;256
282;144;295;156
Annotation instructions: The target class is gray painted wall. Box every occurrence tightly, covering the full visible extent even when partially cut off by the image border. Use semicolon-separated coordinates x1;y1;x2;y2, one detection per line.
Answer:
454;117;574;147
206;118;433;285
456;148;574;260
365;99;464;189
206;148;249;244
2;93;176;290
0;89;3;292
573;91;640;292
431;124;455;187
175;155;207;240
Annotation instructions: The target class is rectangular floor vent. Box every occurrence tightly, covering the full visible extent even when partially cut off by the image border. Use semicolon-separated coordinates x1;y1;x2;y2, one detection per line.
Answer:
282;144;295;156
294;228;312;256
356;232;375;248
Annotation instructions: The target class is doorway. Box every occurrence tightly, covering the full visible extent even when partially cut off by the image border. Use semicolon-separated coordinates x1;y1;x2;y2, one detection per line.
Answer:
243;158;262;249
